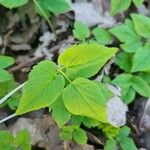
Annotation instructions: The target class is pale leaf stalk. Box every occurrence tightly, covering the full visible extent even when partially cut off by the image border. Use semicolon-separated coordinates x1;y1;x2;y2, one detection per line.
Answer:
0;113;16;124
0;82;26;105
57;69;72;84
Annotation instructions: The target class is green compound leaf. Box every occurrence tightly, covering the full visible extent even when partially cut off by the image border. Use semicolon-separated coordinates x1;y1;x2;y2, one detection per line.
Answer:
131;13;150;39
70;115;84;126
115;52;133;72
104;139;116;150
116;127;136;150
110;19;141;53
82;117;100;128
121;87;136;104
46;0;70;14
63;77;108;123
0;131;14;144
121;40;142;53
133;0;143;7
58;44;117;79
0;56;14;69
96;82;114;100
120;137;137;150
0;69;13;82
73;21;90;41
70;116;100;128
139;72;150;84
35;0;70;15
0;131;15;150
99;123;120;139
117;126;130;141
111;0;131;16
131;76;150;97
52;96;71;128
114;18;140;42
60;126;87;145
0;80;20;110
93;27;113;45
0;56;14;83
0;80;14;99
14;129;31;150
113;74;150;98
112;74;133;88
0;130;31;150
16;61;65;115
34;0;50;17
7;92;20;110
0;0;28;8
60;126;75;141
132;46;150;72
73;128;87;145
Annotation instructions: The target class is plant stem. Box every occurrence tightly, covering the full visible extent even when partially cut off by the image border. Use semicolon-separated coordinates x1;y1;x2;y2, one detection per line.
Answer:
0;113;16;124
33;0;56;35
57;69;72;84
0;82;26;105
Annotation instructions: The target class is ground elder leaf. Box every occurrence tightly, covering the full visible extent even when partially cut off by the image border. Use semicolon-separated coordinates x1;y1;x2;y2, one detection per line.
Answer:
58;44;117;79
120;137;137;150
115;52;132;72
133;0;143;7
0;69;13;82
46;0;70;14
73;128;87;145
117;126;130;141
70;115;84;126
104;139;116;150
0;56;14;69
60;126;75;141
34;0;50;17
111;0;131;16
52;96;71;128
0;131;14;144
63;77;108;123
73;21;90;41
99;123;120;138
112;74;133;88
93;27;113;45
120;40;142;53
16;60;65;115
82;117;100;128
14;129;31;150
131;76;150;97
0;0;28;8
139;72;150;84
131;13;150;39
121;87;136;104
132;46;150;72
0;81;13;99
110;19;141;53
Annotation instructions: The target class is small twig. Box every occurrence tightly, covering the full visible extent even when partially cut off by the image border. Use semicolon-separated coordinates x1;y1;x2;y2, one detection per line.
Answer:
86;131;104;146
9;56;45;73
0;82;26;105
63;142;71;150
0;113;16;124
4;30;14;47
